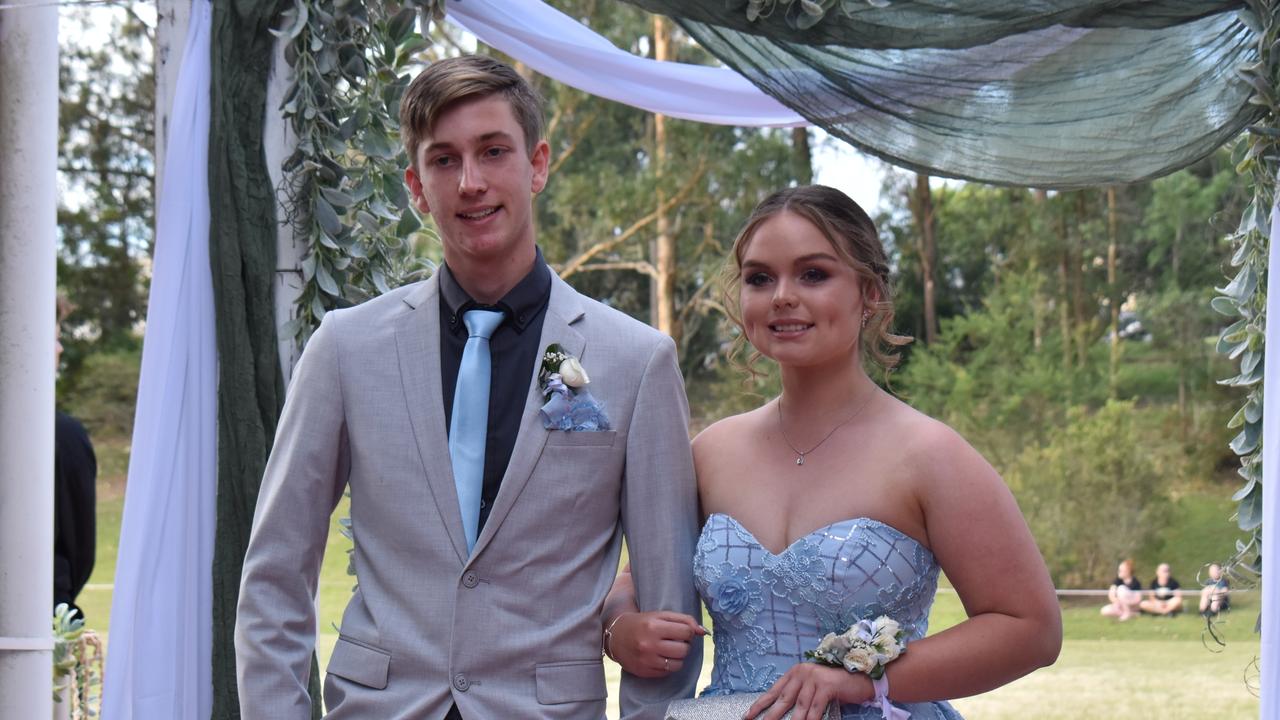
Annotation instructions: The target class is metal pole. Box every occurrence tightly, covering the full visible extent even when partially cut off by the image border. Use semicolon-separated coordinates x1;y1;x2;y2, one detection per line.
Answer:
0;1;59;717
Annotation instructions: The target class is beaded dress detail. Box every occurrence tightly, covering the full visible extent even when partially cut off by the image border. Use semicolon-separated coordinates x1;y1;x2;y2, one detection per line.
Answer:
694;513;963;719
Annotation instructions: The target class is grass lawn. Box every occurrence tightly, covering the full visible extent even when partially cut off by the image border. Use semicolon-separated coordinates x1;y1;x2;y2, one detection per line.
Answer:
82;439;1262;718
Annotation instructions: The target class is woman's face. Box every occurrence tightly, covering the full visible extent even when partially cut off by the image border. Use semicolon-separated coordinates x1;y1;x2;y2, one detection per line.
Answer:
738;211;867;371
1117;562;1131;578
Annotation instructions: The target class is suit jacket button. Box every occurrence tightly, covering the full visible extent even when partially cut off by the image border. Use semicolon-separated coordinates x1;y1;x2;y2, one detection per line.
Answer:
453;673;470;691
462;571;479;588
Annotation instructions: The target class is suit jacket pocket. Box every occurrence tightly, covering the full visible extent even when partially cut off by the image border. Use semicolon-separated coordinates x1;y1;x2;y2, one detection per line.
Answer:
545;430;617;448
327;636;391;690
534;659;607;704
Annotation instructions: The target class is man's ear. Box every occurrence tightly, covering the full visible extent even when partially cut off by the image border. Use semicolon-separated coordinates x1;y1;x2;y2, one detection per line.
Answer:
530;139;550;194
405;166;431;215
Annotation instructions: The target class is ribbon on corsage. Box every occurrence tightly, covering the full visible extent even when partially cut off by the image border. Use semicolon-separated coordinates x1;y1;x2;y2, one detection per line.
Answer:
807;616;910;720
538;344;611;431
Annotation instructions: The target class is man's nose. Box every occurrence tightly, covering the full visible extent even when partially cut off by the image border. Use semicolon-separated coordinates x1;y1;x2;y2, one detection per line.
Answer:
459;158;486;195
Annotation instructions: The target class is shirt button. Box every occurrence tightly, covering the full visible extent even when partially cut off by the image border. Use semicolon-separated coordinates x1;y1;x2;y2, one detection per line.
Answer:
453;673;470;691
462;571;479;588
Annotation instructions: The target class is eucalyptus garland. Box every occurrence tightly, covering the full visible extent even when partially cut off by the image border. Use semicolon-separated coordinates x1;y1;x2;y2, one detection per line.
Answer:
272;0;437;346
1215;0;1275;588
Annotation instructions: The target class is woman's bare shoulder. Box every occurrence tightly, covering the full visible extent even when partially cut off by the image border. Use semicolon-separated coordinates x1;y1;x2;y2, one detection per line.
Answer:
693;406;770;484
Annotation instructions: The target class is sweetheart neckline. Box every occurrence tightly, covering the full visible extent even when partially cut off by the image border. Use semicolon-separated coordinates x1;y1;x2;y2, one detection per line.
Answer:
705;512;933;559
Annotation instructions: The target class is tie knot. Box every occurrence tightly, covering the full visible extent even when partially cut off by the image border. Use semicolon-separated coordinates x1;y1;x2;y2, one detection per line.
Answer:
462;309;504;340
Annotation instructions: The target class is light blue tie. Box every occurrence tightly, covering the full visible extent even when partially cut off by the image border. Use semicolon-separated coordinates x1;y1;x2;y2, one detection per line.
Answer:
449;309;504;553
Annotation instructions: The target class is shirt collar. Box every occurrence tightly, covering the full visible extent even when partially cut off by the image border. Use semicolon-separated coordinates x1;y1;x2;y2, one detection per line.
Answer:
439;246;551;334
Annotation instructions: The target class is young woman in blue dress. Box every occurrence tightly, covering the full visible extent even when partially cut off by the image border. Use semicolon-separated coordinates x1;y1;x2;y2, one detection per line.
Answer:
602;185;1062;719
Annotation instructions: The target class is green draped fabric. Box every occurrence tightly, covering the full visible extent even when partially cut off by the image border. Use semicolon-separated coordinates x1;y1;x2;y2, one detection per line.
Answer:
623;1;1261;187
208;0;321;716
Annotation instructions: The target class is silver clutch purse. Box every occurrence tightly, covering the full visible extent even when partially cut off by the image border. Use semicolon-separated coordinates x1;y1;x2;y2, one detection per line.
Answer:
665;692;840;720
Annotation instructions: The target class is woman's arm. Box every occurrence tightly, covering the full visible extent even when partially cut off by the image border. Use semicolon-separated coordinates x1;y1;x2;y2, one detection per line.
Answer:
602;564;705;678
875;422;1062;703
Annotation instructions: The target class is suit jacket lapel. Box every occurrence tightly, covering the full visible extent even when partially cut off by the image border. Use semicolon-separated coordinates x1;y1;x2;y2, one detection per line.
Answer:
469;275;585;563
395;274;468;565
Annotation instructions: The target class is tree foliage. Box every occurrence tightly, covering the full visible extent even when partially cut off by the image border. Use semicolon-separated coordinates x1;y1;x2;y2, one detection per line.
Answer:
56;4;155;383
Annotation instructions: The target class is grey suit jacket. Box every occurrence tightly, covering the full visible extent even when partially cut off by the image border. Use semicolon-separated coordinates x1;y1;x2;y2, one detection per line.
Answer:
235;272;701;719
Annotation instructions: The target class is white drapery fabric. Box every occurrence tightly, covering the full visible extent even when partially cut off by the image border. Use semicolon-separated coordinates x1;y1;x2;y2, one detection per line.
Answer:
446;0;806;127
102;2;216;718
1262;192;1279;720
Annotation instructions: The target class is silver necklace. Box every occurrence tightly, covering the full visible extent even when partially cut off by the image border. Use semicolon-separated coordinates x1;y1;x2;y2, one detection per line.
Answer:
776;391;875;466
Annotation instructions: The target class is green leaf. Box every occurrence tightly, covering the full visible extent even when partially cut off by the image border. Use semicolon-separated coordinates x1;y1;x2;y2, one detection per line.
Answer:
1230;424;1259;455
301;251;317;281
1210;296;1238;316
314;196;343;236
320;187;355;208
1237;483;1263;530
396;208;421;236
1245;397;1262;423
311;292;327;320
1217;320;1246;353
388;7;417;43
356;210;380;234
1241;348;1262;375
372;267;391;295
315;261;340;296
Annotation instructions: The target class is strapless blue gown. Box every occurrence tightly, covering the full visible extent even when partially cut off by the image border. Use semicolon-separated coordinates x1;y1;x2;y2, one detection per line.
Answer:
694;513;963;719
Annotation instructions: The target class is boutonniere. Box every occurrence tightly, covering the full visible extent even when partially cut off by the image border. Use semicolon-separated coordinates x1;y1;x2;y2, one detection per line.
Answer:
538;344;611;431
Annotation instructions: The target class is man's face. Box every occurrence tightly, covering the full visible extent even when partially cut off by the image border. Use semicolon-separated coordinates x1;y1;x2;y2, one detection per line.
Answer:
405;95;549;274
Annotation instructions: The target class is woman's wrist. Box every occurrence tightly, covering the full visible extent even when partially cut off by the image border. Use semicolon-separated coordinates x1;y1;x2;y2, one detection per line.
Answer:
836;666;876;705
601;612;631;661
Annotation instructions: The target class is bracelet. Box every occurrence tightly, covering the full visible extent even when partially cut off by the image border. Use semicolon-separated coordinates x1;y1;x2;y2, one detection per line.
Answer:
602;614;626;661
861;673;909;720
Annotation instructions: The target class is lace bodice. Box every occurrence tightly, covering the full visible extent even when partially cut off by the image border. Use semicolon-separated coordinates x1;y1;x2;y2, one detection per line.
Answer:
694;513;963;719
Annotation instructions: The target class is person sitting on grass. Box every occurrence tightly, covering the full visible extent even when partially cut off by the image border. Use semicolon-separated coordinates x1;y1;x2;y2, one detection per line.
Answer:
1100;559;1143;621
1198;562;1231;617
1139;562;1182;616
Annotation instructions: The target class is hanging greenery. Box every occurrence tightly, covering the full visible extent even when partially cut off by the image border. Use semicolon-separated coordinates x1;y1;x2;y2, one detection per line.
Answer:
272;0;436;345
1216;0;1274;584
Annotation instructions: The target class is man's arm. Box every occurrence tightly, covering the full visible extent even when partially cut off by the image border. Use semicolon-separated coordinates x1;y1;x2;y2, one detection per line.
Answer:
235;312;351;718
618;336;702;719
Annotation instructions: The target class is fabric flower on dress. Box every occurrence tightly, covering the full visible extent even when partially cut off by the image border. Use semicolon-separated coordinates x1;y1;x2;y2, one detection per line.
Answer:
707;564;764;624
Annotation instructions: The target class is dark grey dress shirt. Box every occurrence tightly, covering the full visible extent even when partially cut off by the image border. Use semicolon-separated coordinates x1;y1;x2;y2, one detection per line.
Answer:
438;248;551;532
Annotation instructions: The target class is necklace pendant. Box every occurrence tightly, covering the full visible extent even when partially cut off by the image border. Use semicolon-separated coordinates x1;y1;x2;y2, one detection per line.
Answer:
796;455;804;466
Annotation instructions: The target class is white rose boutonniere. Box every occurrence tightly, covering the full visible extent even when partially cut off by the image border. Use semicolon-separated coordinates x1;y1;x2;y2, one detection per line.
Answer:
558;357;590;388
538;344;610;431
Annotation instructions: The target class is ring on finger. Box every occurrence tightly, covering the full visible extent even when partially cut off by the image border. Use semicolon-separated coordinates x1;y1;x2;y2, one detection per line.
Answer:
663;657;670;671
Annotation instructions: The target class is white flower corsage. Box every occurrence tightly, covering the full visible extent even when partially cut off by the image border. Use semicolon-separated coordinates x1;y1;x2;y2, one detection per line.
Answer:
538;344;610;431
806;616;910;719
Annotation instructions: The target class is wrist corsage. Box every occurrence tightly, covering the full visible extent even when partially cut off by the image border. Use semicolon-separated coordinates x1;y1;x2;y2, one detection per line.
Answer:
538;344;611;431
806;616;910;720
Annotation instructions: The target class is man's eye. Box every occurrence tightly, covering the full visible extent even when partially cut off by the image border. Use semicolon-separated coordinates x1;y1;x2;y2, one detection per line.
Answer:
433;155;455;167
485;147;506;158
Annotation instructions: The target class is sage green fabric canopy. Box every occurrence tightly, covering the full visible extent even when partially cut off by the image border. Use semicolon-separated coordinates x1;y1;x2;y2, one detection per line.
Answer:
623;1;1260;188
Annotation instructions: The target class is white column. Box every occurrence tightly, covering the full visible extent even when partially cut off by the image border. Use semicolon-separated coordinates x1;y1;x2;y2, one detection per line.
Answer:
0;2;59;718
155;0;192;197
1261;187;1280;720
263;32;305;385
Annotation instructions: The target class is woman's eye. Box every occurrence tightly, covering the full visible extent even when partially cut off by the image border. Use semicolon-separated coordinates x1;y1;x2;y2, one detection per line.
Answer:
744;272;772;287
800;268;829;283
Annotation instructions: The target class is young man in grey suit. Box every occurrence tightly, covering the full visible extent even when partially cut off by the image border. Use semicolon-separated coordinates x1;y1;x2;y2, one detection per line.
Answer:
235;55;702;719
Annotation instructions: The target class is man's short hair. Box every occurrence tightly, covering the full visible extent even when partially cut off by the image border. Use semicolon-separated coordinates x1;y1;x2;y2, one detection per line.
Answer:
399;55;545;168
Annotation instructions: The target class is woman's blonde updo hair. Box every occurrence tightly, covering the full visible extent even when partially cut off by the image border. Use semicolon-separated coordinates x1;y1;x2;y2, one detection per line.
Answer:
721;184;911;377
